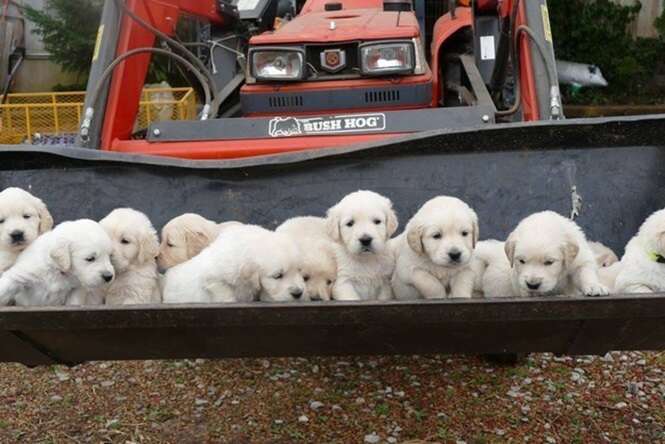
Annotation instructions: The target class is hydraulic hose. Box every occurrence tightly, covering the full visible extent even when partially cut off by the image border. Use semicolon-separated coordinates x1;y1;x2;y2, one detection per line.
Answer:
80;47;212;142
514;25;561;119
496;26;560;119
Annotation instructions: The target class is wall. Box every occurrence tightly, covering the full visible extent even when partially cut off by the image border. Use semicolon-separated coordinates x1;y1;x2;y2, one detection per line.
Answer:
11;0;78;92
615;0;664;37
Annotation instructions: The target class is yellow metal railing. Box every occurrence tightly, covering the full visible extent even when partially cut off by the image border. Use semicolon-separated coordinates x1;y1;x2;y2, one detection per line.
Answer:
0;87;197;144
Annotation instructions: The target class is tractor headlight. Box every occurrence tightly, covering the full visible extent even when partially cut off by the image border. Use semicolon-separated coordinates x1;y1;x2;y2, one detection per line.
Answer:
249;48;305;81
359;41;415;75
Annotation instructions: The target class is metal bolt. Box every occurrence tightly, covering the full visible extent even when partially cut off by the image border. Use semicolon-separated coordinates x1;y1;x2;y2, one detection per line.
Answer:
481;114;490;123
152;128;161;137
329;21;336;30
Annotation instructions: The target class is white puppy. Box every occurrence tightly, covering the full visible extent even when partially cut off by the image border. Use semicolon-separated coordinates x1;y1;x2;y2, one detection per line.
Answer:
327;190;397;301
505;211;608;297
392;196;478;299
277;216;328;239
277;216;336;301
470;239;515;298
0;187;54;273
0;219;115;306
615;209;665;293
163;224;305;303
157;213;241;271
589;241;619;268
94;209;161;305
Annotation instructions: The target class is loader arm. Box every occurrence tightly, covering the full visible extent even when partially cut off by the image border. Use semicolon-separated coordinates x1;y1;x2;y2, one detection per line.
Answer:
82;0;226;149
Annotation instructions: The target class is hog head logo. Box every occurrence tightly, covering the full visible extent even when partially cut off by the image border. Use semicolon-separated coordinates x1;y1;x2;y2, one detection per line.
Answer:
268;117;303;137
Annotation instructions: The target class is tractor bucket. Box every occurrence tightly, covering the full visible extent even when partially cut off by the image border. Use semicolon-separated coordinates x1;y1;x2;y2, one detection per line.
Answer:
1;113;665;366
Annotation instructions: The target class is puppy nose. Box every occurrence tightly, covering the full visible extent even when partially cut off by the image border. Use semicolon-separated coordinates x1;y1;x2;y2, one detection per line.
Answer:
359;235;373;246
448;249;462;262
290;288;303;299
526;281;541;290
10;230;24;243
102;271;114;283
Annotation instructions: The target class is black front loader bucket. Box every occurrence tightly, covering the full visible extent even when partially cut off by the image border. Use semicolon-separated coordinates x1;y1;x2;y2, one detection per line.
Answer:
1;114;665;366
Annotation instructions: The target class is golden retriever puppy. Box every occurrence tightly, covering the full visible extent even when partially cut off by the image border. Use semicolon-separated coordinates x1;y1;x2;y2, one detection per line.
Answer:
0;187;54;273
0;220;115;306
98;208;161;305
157;213;241;270
392;196;478;299
277;216;336;301
470;239;515;298
163;224;305;303
277;216;328;239
589;241;619;268
326;190;397;301
505;211;608;297
615;209;665;293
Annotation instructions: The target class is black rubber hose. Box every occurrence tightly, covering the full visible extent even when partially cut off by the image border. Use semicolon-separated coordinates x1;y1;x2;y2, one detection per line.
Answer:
80;47;212;142
495;0;522;117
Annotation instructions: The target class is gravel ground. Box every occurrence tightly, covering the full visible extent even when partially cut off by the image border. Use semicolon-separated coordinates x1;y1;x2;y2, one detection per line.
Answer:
0;352;663;443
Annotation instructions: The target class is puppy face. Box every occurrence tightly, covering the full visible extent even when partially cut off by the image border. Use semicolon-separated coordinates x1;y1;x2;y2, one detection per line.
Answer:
505;235;578;297
327;190;398;256
257;234;306;302
638;210;665;261
157;214;220;270
300;242;337;301
0;188;53;253
50;221;115;288
407;203;478;267
100;208;159;274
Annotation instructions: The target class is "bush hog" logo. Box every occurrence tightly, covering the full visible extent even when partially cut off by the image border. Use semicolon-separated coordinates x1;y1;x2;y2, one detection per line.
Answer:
268;113;386;138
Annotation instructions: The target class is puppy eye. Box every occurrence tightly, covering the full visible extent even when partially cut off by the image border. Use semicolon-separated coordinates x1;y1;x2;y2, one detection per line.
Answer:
85;256;96;263
345;220;354;228
518;259;526;265
0;219;4;224
432;233;442;239
23;214;31;220
544;260;554;266
121;238;130;245
303;275;310;282
461;231;469;237
373;219;382;225
272;272;283;279
166;242;175;248
326;279;333;286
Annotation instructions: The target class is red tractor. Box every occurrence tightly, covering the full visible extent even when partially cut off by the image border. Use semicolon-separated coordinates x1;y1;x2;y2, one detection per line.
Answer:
79;0;560;159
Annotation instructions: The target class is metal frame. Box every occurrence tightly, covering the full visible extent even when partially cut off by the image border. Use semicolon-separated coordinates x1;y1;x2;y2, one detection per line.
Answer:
1;296;664;366
147;106;495;141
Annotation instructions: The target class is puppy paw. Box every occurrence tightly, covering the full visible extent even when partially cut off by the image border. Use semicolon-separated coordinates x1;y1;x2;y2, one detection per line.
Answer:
582;284;609;297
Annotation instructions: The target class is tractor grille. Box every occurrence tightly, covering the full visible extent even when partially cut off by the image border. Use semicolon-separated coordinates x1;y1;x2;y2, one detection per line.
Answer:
268;95;304;108
364;89;400;103
305;42;360;79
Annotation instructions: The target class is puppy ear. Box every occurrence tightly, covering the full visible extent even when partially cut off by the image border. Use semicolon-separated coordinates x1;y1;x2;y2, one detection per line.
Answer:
50;240;71;272
562;240;580;266
184;222;219;259
239;262;261;295
326;207;341;242
470;210;479;249
407;223;425;255
35;198;54;234
138;228;160;264
504;237;516;267
385;207;399;238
